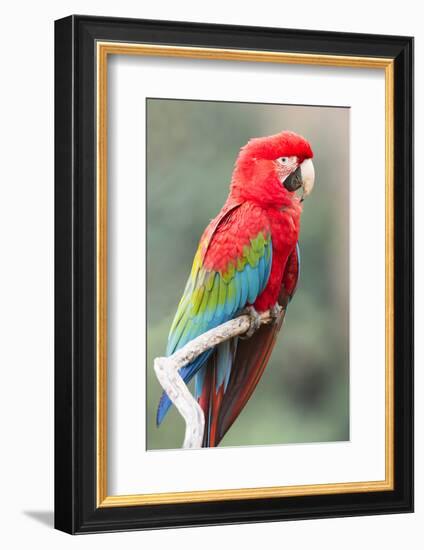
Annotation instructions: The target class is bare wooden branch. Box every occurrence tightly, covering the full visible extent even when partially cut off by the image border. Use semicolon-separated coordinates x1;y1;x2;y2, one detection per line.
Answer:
154;310;273;449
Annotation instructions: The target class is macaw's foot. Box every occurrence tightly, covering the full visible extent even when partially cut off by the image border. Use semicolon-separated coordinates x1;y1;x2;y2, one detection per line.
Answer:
241;306;262;339
270;303;283;324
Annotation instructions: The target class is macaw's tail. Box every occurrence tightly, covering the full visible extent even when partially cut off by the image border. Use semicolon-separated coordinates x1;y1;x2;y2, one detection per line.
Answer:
198;244;300;447
197;311;285;447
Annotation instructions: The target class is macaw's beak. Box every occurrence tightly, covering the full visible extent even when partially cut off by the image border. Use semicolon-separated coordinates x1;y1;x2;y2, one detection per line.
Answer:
283;158;315;201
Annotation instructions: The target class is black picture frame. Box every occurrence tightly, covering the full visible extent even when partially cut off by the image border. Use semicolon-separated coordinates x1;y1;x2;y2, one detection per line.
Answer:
55;14;413;534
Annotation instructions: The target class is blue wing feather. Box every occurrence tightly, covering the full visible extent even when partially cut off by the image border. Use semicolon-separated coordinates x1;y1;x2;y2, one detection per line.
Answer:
157;232;273;426
246;263;259;304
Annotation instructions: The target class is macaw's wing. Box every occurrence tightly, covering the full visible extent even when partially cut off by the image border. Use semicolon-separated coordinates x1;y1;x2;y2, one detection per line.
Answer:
156;201;273;426
200;243;300;447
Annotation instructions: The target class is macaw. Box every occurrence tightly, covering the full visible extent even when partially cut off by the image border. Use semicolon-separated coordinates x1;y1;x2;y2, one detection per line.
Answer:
156;131;315;447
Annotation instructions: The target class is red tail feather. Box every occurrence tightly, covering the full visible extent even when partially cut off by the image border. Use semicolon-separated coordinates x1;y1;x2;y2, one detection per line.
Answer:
199;247;299;447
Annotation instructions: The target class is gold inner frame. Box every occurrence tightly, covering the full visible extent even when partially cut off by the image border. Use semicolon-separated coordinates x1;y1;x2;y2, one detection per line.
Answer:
96;42;395;508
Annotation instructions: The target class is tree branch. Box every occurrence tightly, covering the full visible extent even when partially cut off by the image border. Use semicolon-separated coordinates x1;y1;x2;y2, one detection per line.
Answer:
154;310;273;449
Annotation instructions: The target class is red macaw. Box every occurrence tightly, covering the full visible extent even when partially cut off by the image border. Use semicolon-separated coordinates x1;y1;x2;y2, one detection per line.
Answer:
156;131;315;447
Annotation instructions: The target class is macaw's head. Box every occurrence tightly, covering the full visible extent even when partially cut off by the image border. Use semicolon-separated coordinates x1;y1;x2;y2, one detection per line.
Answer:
230;131;315;208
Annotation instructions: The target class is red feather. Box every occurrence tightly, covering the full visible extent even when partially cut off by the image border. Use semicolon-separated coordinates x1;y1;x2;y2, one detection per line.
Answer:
194;131;312;447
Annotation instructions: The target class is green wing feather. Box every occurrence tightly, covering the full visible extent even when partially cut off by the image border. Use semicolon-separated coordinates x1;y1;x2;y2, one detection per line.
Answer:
166;231;272;356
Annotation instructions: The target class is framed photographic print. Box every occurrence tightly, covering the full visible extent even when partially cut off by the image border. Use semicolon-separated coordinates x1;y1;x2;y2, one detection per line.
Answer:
54;15;413;534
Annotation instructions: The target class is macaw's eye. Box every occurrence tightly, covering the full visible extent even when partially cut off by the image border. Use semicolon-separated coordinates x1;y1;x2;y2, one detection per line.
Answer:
277;157;289;164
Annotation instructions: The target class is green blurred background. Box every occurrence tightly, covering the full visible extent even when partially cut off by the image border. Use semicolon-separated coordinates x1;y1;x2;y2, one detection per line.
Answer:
146;98;349;450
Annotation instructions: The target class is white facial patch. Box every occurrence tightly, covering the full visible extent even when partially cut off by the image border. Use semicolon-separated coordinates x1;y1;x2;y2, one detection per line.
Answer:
275;155;298;183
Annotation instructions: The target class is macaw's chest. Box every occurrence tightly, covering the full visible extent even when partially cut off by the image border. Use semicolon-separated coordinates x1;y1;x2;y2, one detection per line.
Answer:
253;207;301;312
268;207;300;257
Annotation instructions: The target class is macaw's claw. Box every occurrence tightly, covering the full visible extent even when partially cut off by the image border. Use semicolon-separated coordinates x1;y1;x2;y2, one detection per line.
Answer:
270;303;283;323
241;306;262;339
